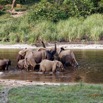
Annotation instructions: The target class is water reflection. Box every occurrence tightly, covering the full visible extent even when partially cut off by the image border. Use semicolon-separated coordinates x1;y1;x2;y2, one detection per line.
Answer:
0;49;103;83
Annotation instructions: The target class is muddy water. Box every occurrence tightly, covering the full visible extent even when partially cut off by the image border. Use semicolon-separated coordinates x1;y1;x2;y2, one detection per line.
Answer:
0;49;103;84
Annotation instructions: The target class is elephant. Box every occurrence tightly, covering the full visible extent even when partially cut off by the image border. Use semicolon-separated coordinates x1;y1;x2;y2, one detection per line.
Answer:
39;59;64;73
17;43;57;71
17;59;25;70
41;41;78;68
58;49;78;68
0;59;11;71
17;59;39;71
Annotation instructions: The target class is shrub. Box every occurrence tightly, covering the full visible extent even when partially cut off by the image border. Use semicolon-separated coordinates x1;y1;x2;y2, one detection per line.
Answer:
27;2;69;22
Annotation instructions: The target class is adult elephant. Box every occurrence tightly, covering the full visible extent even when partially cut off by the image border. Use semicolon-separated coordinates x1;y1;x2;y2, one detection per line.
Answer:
17;43;57;71
0;59;11;71
41;41;78;68
57;49;78;68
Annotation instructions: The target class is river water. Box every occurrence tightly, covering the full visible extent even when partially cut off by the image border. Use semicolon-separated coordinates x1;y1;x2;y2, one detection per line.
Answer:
0;49;103;84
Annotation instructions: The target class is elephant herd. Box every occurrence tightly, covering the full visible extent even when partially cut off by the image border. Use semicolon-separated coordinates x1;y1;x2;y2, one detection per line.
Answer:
0;42;79;73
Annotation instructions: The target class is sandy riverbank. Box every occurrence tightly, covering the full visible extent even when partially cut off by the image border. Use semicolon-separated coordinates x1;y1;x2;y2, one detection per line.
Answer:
0;43;103;49
0;79;78;87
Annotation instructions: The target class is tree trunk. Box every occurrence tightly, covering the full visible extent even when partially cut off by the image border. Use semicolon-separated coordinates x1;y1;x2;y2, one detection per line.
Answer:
11;0;16;11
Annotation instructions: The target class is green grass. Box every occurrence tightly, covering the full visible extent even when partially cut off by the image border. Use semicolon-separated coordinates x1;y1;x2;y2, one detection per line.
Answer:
8;83;103;103
0;12;103;43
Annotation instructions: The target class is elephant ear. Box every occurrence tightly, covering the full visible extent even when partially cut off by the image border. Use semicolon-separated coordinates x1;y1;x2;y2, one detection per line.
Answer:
46;50;54;60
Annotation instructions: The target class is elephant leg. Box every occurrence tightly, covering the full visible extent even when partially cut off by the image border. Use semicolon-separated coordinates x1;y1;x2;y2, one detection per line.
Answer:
52;64;56;73
2;65;6;71
39;69;42;72
42;70;46;74
52;70;56;74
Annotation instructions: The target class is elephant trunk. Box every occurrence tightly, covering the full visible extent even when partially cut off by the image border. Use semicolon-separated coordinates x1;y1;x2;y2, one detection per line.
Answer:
41;41;46;48
51;42;57;55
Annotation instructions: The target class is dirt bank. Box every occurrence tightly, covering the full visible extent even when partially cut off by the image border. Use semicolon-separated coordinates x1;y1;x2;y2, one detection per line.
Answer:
0;79;78;88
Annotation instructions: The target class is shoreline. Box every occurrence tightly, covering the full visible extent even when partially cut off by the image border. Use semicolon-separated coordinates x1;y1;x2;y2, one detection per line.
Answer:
0;79;77;87
0;43;103;50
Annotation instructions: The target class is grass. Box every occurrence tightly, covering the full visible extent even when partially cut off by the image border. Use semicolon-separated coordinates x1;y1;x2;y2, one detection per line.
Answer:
8;83;103;103
0;12;103;43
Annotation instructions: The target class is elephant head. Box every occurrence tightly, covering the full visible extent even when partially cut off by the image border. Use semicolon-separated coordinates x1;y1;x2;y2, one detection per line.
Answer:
55;60;64;71
17;48;31;61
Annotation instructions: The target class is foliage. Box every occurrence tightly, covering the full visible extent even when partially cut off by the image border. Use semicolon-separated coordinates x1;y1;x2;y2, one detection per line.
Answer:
1;13;103;43
63;0;94;17
0;0;103;43
27;2;69;22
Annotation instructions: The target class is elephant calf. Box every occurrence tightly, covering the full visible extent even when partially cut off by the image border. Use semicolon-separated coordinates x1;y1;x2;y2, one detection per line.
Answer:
17;59;25;70
39;59;64;73
0;59;11;71
17;59;35;71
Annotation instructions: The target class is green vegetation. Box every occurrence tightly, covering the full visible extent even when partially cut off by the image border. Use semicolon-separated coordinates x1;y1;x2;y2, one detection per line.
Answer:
0;13;103;43
0;0;103;43
8;84;103;103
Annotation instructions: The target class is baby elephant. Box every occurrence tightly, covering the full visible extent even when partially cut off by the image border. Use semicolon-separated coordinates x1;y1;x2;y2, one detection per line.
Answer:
0;59;11;71
39;59;64;73
17;59;33;71
17;59;25;70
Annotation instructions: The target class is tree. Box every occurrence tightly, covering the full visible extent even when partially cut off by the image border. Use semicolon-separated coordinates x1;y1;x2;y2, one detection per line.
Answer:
11;0;16;11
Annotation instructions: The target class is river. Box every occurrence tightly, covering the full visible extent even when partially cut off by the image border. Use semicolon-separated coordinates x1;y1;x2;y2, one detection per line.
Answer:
0;49;103;84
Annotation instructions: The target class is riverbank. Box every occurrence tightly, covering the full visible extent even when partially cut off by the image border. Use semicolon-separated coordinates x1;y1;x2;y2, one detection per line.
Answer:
1;43;103;49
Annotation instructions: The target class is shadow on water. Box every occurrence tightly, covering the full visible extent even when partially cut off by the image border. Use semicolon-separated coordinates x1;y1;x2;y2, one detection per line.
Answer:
0;49;103;83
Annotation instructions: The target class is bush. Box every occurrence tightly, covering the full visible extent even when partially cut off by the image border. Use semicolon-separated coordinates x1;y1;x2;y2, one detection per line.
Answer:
27;2;69;22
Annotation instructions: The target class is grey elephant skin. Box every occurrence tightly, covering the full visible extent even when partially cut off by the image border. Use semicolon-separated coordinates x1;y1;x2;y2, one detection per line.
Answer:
17;44;56;71
17;59;25;70
0;59;11;71
39;59;64;73
57;49;78;68
41;41;78;68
